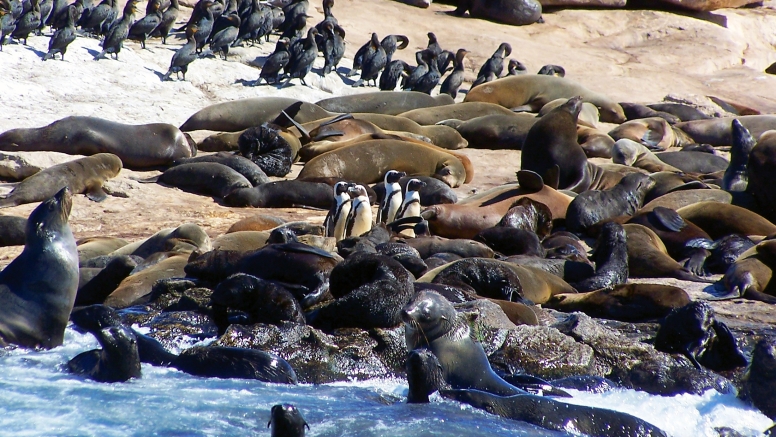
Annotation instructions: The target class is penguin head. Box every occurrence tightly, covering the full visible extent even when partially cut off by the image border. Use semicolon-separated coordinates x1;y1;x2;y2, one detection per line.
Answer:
384;170;406;184
406;178;427;193
334;181;350;196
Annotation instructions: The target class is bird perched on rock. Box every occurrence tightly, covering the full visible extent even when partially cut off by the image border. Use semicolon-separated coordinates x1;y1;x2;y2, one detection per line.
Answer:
162;24;198;80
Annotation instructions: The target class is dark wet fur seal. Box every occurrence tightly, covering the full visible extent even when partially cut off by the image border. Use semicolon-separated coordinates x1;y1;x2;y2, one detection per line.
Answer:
0;188;78;349
405;236;495;259
569;222;628;293
454;0;542;26
406;348;449;403
306;252;414;331
403;290;526;396
373;175;457;206
550;375;619;393
172;346;298;383
741;338;776;420
706;235;755;274
224;180;332;209
172;152;269;186
722;119;756;191
154;162;252;198
431;258;525;302
0;215;27;247
0;116;195;169
68;325;142;383
268;404;309;437
566;173;654;233
646;103;710;122
497;197;553;238
211;273;305;335
474;228;544;257
237;123;294;177
504;255;593;284
76;255;138;306
0;153;122;209
654;301;746;372
619;102;682;125
441;389;668;437
375;241;428;278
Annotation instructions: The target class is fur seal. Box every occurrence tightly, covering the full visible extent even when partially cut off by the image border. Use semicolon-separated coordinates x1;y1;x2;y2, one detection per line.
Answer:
0;188;78;349
405;236;495;259
577;125;615;158
640;189;732;213
677;202;776;239
103;253;190;308
675;115;776;146
76;255;138;306
268;404;309;437
397;102;516;126
565;173;654;233
741;338;776;420
305;252;414;331
623;224;713;283
110;223;211;259
297;140;468;187
77;237;130;264
0;153;122;208
619;102;682;125
402;290;525;396
171;152;270;186
315;91;447;115
612;139;682;173
647;103;710;122
454;0;542;26
0;117;195;169
654;151;729;174
153;162;252;199
547;283;690;322
722;119;756;191
442;389;667;437
538;98;600;128
654;301;746;372
224;180;333;209
747;129;776;223
464;74;626;124
226;215;286;233
172;346;298;383
67;325;141;382
569;222;628;293
498;197;553;238
452;113;537;150
608;117;692;151
406;348;449;403
719;239;776;303
0;215;27;247
179;98;333;132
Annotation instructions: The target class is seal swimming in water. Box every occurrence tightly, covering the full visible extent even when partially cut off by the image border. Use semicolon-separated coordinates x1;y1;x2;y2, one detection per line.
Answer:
268;404;309;437
403;289;526;396
67;325;142;382
0;188;79;349
0;117;195;169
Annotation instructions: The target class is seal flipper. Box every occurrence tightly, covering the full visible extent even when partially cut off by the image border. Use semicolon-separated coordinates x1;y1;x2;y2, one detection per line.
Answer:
317;113;354;127
650;207;686;232
515;170;545;192
85;185;108;202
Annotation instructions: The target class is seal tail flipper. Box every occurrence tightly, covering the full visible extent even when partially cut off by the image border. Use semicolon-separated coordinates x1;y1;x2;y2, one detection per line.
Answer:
85;185;108;202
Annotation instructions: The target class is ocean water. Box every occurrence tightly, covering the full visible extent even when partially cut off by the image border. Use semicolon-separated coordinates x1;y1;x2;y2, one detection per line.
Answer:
0;327;772;437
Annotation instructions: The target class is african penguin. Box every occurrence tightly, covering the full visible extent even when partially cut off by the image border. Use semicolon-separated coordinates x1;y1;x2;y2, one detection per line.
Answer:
378;170;406;224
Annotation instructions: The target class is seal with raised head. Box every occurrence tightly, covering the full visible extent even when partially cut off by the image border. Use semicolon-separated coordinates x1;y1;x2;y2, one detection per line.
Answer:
402;289;526;396
441;389;668;437
565;172;654;233
67;325;142;382
464;74;626;124
722;119;756;192
569;222;628;293
268;404;309;437
0;153;122;209
741;338;776;420
0;188;79;349
0;117;195;169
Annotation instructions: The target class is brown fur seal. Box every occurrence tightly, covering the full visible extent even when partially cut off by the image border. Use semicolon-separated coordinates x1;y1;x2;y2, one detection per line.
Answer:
720;239;776;304
745;129;776;223
0;153;122;208
676;115;776;146
623;224;714;283
110;223;211;258
608;117;693;151
546;283;691;321
77;237;130;264
0;188;79;349
422;172;573;239
397;102;517;126
677;202;776;239
103;253;190;308
612;139;682;173
315;91;447;115
402;289;526;395
565;173;654;233
640;189;732;212
577;125;615;159
226;215;286;233
464;74;626;124
539;98;600;128
179;98;334;132
297;140;469;187
452;113;536;150
0;117;195;169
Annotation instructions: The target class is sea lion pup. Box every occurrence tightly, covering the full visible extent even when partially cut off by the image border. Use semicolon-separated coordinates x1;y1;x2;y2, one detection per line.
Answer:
172;346;298;383
741;338;776;420
297;140;467;188
0;153;122;208
406;348;449;403
608;117;693;151
474;227;543;257
611;139;682;173
722;119;757;191
67;325;142;383
305;252;414;331
178;97;334;132
675;115;776;146
268;404;309;437
464;74;626;124
569;222;628;293
0;116;195;169
429;257;526;302
0;188;78;349
402;290;526;396
565;173;654;233
676;202;776;240
236;123;294;177
497;197;553;238
654;301;746;372
623;224;713;283
442;389;668;437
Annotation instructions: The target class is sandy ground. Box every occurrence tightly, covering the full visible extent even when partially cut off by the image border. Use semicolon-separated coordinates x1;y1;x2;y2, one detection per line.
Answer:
0;0;775;326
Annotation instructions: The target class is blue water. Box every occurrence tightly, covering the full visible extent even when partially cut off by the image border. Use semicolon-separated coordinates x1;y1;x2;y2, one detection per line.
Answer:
0;327;772;437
